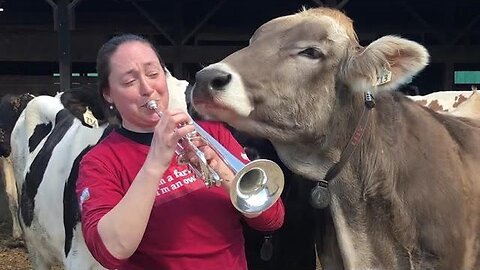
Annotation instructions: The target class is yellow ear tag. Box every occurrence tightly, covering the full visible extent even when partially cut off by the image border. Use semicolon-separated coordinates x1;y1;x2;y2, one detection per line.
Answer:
375;66;392;86
83;106;99;128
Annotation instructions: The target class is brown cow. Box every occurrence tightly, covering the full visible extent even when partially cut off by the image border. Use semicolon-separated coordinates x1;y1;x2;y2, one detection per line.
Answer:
191;7;480;270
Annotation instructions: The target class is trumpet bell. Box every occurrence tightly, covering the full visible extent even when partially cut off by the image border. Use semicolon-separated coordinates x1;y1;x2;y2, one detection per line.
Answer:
230;159;284;214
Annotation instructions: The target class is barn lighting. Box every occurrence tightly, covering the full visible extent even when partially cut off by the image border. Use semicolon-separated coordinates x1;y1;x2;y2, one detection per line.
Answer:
0;8;4;12
52;72;98;77
53;72;81;77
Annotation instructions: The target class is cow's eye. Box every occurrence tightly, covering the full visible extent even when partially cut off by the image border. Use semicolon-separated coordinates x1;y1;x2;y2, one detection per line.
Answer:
298;47;323;59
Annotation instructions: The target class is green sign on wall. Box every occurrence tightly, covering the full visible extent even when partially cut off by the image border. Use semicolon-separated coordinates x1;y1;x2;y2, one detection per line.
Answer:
454;71;480;84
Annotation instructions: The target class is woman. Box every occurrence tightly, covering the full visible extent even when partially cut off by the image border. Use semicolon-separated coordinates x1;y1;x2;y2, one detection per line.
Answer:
76;34;285;270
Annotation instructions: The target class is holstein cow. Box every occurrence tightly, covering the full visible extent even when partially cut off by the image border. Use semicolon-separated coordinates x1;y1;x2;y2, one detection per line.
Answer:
191;7;480;270
408;90;476;113
408;90;480;119
11;92;110;270
0;93;35;239
7;71;189;270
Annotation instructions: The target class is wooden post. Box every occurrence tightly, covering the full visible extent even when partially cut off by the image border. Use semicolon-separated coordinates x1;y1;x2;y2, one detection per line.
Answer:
57;0;72;92
46;0;83;93
444;62;454;90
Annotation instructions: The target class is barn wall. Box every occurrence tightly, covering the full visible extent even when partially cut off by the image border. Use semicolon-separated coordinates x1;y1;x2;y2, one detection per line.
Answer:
1;0;480;96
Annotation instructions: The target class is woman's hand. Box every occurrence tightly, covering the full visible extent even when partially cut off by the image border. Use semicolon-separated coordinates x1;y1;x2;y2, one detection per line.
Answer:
184;139;235;192
145;110;195;173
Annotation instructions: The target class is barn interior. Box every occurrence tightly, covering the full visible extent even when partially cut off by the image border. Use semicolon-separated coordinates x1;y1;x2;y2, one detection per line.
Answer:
0;1;480;268
0;0;479;96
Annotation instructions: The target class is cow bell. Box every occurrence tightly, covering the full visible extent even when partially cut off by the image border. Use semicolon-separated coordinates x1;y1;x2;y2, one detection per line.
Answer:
310;180;330;209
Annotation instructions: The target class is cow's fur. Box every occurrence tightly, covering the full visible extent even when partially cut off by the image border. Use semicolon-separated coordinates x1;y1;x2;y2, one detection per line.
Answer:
450;91;480;118
7;70;189;270
0;156;21;239
191;7;480;270
12;94;110;269
0;93;35;240
408;90;475;113
0;93;35;157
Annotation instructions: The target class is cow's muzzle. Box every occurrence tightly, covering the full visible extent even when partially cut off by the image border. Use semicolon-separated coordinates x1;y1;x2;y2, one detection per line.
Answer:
195;68;232;92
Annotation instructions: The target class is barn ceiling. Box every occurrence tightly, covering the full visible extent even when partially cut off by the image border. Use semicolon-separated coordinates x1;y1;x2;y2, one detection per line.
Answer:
0;0;479;93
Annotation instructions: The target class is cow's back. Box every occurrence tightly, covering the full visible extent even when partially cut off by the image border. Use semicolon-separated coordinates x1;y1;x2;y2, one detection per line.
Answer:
375;94;480;269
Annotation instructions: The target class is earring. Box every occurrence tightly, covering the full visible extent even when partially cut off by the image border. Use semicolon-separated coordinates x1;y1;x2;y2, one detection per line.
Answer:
109;104;114;110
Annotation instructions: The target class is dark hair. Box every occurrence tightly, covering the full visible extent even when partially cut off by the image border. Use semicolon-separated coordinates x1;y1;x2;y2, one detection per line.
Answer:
96;33;165;102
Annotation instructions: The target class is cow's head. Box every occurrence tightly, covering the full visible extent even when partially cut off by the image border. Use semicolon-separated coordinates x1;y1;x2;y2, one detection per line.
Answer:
60;87;115;128
191;7;429;143
0;93;35;156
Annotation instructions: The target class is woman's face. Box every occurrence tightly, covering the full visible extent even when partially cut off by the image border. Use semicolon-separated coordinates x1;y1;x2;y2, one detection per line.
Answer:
104;41;168;132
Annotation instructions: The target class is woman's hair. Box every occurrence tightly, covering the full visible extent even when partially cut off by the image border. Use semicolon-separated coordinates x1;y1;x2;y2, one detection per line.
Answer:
96;33;165;101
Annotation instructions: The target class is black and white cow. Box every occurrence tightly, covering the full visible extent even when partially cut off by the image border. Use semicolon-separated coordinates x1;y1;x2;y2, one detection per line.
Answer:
11;93;110;269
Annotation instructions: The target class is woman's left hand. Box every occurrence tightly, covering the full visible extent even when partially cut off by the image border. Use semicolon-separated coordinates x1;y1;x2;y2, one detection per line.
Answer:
183;138;235;192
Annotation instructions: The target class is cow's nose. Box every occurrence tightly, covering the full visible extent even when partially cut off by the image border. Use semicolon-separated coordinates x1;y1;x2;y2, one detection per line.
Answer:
195;69;232;91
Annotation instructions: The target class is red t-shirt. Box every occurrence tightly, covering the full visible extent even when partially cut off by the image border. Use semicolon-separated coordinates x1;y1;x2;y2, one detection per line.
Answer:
76;121;284;270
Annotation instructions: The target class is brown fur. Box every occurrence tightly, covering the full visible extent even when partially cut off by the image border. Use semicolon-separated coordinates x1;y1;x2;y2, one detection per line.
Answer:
427;99;445;112
299;8;359;44
453;94;468;108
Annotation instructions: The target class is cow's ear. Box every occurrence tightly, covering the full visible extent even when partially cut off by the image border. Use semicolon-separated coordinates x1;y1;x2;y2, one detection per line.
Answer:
341;35;429;92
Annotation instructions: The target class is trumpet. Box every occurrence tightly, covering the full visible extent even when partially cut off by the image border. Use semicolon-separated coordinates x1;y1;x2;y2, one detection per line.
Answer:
147;100;284;214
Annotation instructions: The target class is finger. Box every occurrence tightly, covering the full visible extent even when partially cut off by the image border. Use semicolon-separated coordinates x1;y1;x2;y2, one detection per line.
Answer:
199;146;217;160
170;111;193;125
190;138;208;148
182;149;198;163
170;109;193;122
209;159;218;171
156;117;191;139
157;110;189;129
173;125;195;139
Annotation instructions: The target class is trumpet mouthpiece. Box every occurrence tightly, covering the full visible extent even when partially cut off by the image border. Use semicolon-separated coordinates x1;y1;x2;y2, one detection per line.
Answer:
146;100;158;110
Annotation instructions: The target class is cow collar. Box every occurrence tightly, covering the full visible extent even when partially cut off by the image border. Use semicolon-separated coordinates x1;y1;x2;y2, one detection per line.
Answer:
310;91;375;209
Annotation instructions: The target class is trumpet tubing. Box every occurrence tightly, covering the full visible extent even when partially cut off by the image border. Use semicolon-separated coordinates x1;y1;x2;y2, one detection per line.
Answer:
146;100;284;214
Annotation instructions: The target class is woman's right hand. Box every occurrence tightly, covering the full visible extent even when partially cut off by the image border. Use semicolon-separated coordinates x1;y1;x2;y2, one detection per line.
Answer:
145;109;195;172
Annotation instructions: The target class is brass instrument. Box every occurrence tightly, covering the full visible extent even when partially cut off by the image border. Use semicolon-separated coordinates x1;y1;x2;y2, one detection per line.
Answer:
147;100;284;214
